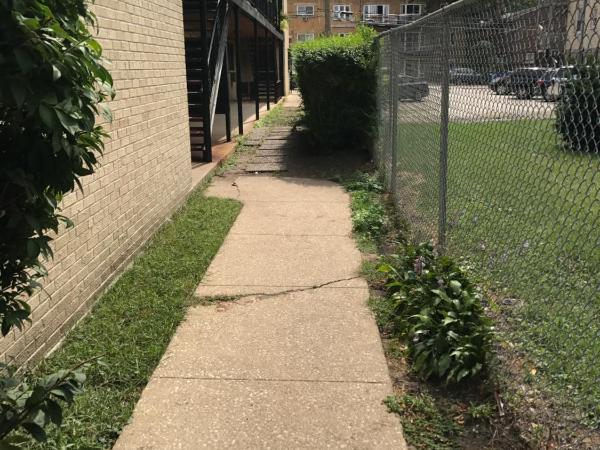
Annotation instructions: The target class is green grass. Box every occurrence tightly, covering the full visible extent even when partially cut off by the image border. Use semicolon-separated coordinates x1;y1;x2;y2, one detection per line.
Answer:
395;119;600;425
253;103;297;128
384;394;461;450
343;172;388;253
25;190;241;449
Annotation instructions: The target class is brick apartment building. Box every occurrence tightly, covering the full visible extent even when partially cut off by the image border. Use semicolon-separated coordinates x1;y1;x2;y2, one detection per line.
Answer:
288;1;439;43
0;0;286;367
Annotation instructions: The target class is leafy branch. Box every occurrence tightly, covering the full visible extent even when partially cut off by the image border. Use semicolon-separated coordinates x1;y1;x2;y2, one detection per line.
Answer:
0;0;113;443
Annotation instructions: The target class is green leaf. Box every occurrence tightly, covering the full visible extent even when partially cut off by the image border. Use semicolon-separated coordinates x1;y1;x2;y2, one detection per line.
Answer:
438;354;451;376
39;104;57;129
449;280;462;294
52;65;62;81
22;421;47;442
55;109;79;135
44;399;63;426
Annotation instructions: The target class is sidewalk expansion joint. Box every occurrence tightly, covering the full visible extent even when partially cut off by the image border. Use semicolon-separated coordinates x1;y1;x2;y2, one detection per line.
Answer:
154;375;388;385
229;232;350;237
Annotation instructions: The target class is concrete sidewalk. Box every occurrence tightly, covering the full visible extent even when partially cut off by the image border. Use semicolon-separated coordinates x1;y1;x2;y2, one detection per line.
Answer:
114;175;406;449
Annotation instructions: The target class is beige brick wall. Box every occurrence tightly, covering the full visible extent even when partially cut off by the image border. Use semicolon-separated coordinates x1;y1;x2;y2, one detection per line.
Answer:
288;1;432;42
0;0;192;366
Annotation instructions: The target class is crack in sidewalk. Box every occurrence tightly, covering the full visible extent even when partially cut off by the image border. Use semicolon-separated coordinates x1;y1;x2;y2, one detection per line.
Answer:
192;276;362;306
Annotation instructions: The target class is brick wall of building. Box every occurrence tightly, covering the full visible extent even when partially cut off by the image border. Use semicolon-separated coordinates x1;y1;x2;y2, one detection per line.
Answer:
288;1;430;42
0;0;192;366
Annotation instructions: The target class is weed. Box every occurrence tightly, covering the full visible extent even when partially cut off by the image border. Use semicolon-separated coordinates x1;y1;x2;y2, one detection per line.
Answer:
384;394;461;449
343;172;389;253
467;402;494;422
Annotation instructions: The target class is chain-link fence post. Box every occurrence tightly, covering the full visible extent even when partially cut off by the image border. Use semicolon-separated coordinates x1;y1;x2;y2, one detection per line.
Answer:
438;14;450;252
389;33;399;197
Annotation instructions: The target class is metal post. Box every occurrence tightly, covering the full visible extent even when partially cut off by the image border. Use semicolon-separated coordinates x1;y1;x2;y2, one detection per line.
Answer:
265;28;271;110
438;17;450;252
224;47;232;142
201;0;212;161
254;20;260;120
235;6;244;135
389;33;399;199
278;39;284;98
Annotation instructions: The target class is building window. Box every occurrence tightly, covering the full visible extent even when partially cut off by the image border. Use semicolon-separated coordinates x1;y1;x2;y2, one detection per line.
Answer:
400;4;423;15
333;5;352;20
363;4;390;16
296;4;315;16
338;32;350;37
297;33;315;42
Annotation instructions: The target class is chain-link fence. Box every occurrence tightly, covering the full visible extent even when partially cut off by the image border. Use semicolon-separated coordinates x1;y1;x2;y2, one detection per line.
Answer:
375;0;600;440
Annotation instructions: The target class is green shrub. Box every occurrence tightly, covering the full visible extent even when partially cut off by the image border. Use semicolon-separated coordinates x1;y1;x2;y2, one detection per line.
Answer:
292;26;377;149
378;243;493;383
0;0;113;443
556;59;600;153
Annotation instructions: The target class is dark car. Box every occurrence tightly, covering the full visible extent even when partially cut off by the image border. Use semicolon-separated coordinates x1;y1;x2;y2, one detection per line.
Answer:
398;75;429;101
507;67;547;99
489;71;512;95
537;66;578;102
449;67;485;85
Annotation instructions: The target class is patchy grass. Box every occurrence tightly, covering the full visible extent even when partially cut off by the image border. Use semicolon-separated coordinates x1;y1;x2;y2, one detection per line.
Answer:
25;191;241;449
385;393;461;450
253;103;298;128
396;119;600;429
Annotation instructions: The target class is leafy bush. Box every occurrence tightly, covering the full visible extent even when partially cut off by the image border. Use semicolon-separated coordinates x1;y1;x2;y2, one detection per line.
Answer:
292;26;377;149
344;172;387;246
378;243;493;383
0;0;113;443
556;59;600;153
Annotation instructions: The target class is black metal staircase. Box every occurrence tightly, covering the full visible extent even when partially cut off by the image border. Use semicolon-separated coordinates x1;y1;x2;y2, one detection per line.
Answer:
183;0;230;162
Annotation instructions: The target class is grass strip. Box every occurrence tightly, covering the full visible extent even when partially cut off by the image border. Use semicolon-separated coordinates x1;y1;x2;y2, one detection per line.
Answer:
26;189;241;449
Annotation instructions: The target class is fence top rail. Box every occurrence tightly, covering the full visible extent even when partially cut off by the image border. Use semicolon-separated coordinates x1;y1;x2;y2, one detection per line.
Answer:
375;0;482;39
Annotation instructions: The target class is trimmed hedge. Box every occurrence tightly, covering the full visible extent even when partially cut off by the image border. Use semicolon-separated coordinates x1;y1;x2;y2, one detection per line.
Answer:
556;60;600;153
292;27;377;149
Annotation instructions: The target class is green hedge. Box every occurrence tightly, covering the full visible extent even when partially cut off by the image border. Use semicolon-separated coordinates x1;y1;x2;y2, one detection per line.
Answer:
556;60;600;153
292;27;377;149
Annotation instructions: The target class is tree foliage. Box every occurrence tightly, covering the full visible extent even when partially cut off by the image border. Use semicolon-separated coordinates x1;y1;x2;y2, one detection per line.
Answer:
0;0;113;443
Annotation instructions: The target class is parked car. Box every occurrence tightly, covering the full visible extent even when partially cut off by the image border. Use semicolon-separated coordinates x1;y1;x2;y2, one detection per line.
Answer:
449;67;485;85
537;66;578;102
398;75;430;101
489;71;513;94
507;67;547;99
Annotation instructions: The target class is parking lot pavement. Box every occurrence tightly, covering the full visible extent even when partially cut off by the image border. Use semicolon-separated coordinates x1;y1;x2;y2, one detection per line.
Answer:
398;85;556;123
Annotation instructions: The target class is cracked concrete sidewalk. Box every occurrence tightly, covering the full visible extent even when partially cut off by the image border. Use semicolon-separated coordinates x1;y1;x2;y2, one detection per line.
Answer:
114;175;407;449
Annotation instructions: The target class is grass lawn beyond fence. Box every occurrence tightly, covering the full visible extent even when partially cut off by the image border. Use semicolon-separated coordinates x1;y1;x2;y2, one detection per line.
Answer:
24;190;241;449
396;118;600;426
